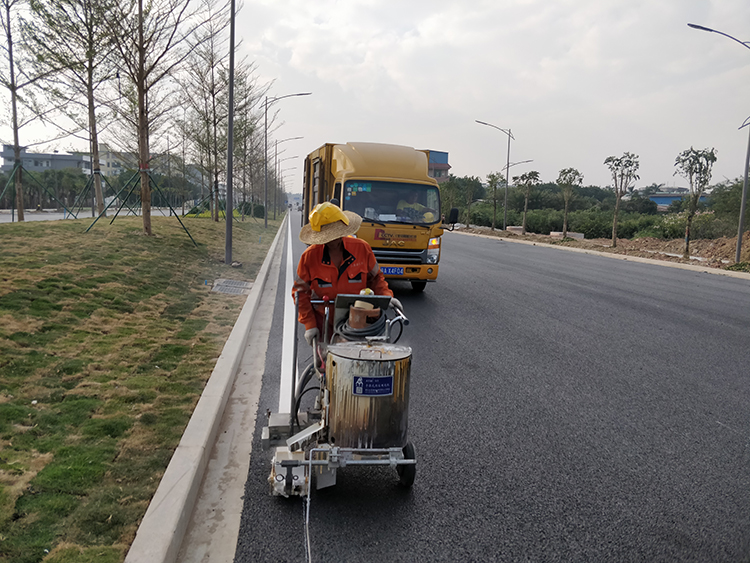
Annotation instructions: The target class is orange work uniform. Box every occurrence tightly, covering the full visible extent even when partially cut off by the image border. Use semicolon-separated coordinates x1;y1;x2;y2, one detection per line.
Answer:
293;237;393;331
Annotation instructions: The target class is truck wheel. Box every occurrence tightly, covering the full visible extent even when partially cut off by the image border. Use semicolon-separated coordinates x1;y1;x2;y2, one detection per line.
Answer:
411;281;427;292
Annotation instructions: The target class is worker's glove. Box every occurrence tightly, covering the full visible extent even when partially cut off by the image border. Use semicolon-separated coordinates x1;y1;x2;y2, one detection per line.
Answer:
304;328;319;347
389;297;403;312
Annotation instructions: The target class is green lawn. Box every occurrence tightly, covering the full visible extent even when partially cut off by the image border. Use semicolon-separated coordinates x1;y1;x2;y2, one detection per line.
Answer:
0;214;280;563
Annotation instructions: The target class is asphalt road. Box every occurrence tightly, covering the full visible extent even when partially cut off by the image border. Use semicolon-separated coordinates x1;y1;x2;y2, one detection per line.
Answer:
236;215;750;562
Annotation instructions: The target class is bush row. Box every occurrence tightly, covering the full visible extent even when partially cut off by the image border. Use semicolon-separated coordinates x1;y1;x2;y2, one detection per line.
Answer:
466;206;738;240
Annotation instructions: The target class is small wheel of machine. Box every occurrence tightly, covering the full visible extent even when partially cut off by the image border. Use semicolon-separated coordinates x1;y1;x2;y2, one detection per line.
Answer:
411;281;427;292
397;442;416;487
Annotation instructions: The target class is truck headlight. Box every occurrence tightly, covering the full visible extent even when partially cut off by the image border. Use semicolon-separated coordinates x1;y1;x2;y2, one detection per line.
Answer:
427;237;440;264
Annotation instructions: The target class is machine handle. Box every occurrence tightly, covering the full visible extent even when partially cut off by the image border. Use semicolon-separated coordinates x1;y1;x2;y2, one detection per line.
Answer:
393;306;409;326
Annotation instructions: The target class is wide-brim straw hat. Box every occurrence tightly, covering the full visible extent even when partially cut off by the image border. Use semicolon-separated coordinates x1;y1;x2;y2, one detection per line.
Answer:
299;210;362;245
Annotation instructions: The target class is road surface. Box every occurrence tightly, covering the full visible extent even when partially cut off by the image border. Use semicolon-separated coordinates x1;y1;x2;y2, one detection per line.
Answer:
235;212;750;562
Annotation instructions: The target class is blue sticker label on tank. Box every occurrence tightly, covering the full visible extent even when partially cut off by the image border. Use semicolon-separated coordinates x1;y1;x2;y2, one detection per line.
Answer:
353;376;393;396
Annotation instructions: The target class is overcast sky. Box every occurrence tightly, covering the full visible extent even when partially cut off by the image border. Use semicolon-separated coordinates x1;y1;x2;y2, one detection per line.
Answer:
240;0;750;193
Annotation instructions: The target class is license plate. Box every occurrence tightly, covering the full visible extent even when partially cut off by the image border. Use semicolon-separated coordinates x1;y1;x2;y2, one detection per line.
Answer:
381;267;404;276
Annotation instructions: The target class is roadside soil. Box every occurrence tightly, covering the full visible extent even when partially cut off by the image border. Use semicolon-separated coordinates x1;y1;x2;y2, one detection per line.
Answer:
456;226;750;270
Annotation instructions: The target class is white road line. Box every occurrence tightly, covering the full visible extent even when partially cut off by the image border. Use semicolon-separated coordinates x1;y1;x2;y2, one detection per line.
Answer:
279;214;297;413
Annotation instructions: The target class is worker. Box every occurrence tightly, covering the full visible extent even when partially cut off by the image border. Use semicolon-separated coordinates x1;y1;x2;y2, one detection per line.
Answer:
396;191;437;222
293;202;402;347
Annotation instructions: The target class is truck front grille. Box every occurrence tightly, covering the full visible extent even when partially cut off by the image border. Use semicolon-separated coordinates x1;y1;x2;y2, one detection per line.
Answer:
373;248;425;265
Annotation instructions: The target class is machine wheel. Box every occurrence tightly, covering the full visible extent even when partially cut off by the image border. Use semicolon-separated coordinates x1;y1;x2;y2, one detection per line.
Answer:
411;281;427;292
397;442;416;487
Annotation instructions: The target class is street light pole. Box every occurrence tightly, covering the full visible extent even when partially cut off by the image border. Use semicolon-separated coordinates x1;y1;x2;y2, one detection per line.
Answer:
264;93;311;228
738;119;750;262
504;130;512;230
476;120;515;230
274;140;277;220
688;23;750;263
224;0;236;263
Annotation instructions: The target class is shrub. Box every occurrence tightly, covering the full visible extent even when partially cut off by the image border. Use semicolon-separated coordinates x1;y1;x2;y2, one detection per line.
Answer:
568;209;613;239
617;214;661;239
622;195;658;215
524;209;563;234
658;211;735;240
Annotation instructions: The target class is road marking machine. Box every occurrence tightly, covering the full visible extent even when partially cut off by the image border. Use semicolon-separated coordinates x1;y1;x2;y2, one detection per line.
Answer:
262;293;415;497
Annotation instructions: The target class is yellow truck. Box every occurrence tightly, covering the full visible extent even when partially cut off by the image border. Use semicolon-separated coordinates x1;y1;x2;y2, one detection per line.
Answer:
302;142;456;292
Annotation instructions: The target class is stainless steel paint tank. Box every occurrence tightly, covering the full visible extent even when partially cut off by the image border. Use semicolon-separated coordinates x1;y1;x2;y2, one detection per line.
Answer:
326;341;412;449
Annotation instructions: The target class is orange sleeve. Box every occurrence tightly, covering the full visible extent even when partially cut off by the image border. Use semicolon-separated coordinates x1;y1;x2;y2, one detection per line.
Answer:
293;250;318;330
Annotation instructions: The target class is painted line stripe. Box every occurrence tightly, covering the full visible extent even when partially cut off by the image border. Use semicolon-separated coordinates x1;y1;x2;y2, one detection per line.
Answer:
279;214;297;413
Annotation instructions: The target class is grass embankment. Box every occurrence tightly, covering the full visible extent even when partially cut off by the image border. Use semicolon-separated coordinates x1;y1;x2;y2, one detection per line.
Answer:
0;215;281;563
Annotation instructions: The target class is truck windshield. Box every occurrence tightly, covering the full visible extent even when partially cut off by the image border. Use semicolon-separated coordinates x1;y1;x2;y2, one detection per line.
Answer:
343;180;440;225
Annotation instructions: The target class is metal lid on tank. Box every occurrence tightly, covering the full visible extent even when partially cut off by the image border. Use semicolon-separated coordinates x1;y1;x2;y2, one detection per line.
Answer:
327;341;412;361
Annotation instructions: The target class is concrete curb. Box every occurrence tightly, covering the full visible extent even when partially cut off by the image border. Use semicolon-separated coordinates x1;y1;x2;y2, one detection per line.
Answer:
451;230;750;281
125;215;288;563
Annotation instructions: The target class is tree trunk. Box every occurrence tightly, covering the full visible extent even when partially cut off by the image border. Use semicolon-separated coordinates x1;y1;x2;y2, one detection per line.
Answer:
137;0;151;235
6;2;23;221
214;168;220;221
563;198;569;238
465;189;471;225
683;215;693;260
210;64;219;222
492;185;496;230
522;186;530;234
683;194;699;259
87;62;105;216
611;193;621;248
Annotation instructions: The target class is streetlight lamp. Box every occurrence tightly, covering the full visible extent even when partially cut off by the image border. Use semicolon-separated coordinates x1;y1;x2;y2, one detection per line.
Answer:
688;23;750;263
264;94;311;228
476;120;514;230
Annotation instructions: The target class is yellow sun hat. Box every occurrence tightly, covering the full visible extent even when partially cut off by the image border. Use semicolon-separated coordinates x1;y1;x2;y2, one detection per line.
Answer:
299;202;362;245
310;202;349;231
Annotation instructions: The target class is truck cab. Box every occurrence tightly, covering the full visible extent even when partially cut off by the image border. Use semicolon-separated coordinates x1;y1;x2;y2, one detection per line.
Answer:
303;142;451;292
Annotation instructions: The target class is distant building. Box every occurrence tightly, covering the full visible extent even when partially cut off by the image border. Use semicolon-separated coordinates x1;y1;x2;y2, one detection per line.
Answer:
0;143;133;178
80;144;129;177
645;188;707;212
1;145;85;174
426;150;451;184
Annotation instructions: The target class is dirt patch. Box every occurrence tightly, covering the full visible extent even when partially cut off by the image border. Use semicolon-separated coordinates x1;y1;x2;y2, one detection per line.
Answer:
457;227;750;269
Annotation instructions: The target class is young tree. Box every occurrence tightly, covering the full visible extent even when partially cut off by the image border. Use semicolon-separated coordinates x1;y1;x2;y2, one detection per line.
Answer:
462;175;484;224
440;175;482;224
485;171;504;230
105;0;213;235
604;152;639;247
557;167;583;238
181;0;230;221
23;0;118;216
1;0;39;221
674;147;717;259
513;170;541;234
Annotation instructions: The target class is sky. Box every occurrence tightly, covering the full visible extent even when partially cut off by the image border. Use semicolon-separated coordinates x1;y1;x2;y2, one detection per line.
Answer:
237;0;750;193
